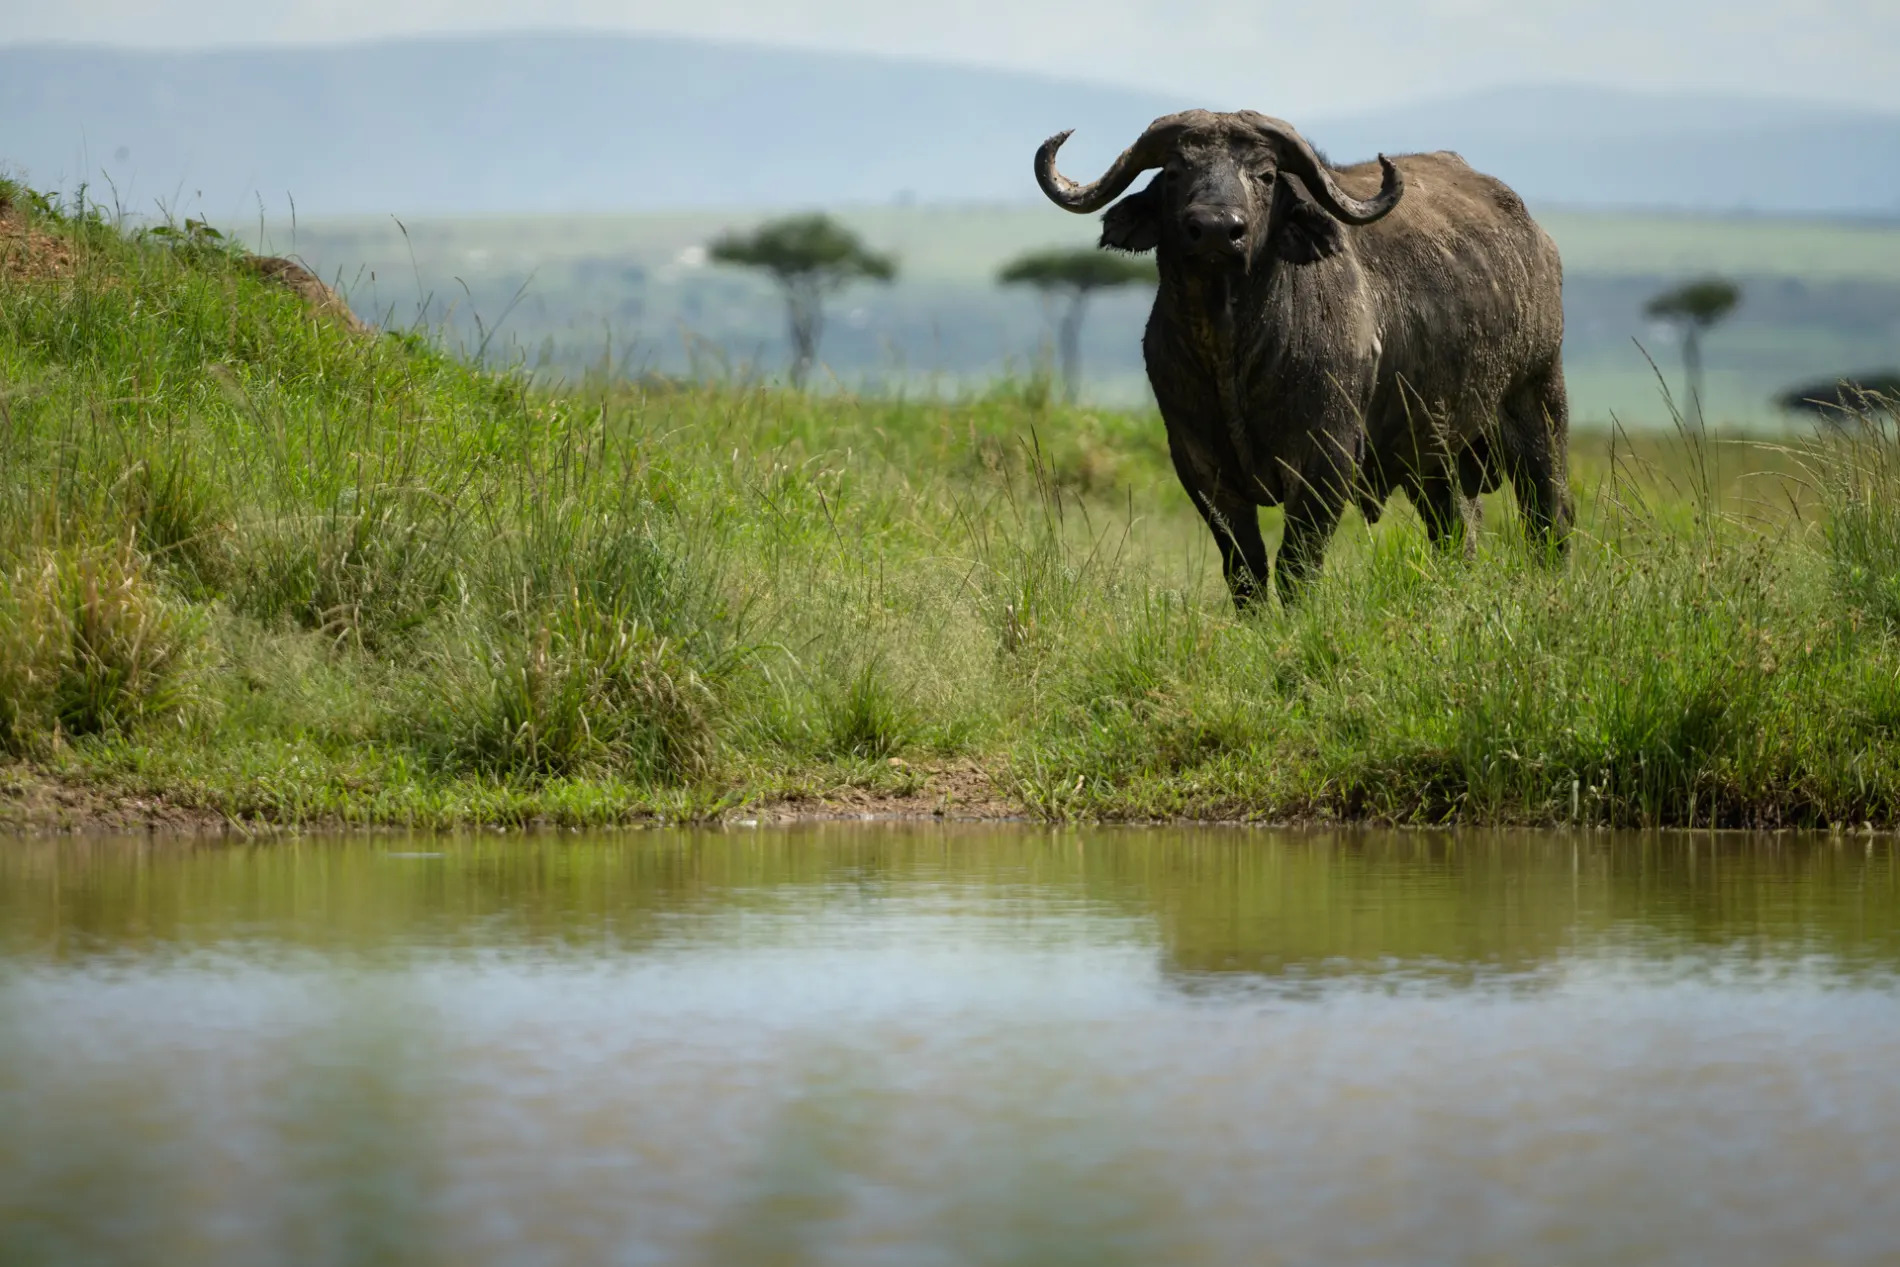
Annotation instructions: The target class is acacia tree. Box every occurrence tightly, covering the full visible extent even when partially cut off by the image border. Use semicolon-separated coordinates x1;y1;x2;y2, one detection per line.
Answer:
998;249;1155;403
708;214;895;389
1646;277;1741;434
1776;372;1900;426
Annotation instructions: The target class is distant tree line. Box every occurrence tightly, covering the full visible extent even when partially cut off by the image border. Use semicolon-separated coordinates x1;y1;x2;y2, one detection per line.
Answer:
709;217;1886;425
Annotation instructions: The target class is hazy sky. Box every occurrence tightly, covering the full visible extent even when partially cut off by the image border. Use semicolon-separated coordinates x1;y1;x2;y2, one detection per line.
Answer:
5;0;1897;116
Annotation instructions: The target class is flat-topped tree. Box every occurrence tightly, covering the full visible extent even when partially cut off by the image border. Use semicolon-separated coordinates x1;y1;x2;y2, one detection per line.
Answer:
1646;277;1740;434
709;214;896;389
1777;371;1900;426
999;248;1155;403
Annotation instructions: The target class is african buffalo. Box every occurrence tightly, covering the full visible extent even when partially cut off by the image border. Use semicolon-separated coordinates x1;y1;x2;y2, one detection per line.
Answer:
1035;109;1571;606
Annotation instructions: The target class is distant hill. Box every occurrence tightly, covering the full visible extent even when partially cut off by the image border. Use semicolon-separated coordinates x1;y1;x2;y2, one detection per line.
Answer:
0;35;1177;220
3;34;1898;219
1313;85;1900;218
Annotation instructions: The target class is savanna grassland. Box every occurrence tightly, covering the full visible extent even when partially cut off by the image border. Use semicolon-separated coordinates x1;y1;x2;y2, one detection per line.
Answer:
8;184;1900;831
293;204;1900;423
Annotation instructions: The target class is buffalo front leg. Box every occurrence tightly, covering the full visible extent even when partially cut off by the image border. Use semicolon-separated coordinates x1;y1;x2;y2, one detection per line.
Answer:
1274;480;1347;605
1167;432;1270;610
1196;491;1271;610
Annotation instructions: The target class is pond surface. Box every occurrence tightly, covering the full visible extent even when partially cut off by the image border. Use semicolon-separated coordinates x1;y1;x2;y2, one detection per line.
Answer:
3;826;1898;1266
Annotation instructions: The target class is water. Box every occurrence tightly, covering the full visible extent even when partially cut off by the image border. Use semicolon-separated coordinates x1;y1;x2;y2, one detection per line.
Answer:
2;826;1897;1266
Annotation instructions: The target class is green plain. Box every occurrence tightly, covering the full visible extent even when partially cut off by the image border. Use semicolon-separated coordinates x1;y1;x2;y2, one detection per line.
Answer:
283;204;1900;427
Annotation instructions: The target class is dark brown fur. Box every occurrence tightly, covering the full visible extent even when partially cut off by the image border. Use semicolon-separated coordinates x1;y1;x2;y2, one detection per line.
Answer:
1047;114;1570;605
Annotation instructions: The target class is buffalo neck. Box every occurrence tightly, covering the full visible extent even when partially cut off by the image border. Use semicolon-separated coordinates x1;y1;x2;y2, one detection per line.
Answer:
1153;248;1307;372
1151;248;1304;475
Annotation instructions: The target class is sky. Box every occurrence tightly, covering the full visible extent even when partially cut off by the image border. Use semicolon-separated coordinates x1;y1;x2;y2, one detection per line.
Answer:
2;0;1897;117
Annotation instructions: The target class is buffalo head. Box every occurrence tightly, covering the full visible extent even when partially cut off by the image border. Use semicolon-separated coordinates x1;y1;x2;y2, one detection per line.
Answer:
1034;110;1404;269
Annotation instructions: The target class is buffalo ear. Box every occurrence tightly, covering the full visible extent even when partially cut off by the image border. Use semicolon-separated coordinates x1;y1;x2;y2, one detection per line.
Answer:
1100;179;1162;254
1275;175;1347;265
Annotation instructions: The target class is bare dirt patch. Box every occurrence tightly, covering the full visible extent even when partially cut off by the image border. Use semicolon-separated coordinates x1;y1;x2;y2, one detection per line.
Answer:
0;769;242;837
0;197;76;283
1;760;1024;838
738;759;1024;823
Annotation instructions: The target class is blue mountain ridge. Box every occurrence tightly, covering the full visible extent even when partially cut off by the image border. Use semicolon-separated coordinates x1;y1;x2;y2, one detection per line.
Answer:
3;34;1896;219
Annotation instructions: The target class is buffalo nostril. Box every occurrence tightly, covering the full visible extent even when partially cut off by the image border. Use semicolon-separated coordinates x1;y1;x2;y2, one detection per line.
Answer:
1185;209;1246;254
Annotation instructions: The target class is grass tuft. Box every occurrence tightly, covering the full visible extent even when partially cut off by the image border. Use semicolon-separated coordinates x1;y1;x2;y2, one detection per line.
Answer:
814;657;919;761
422;594;719;784
0;540;201;753
1813;394;1900;629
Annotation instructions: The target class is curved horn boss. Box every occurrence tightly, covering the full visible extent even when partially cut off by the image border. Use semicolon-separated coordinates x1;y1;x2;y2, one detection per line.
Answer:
1239;112;1404;225
1029;109;1571;607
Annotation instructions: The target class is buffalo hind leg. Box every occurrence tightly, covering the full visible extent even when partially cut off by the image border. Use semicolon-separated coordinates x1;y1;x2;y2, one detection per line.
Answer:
1501;363;1573;558
1408;465;1480;559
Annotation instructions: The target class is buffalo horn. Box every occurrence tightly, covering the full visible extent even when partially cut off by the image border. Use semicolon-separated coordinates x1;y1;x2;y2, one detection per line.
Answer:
1034;111;1208;214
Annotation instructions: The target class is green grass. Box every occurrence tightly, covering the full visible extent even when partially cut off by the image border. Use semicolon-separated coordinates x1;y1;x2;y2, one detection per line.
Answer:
7;181;1900;830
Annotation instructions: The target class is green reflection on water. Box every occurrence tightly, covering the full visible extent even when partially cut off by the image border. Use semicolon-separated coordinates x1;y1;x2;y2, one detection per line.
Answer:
2;827;1896;979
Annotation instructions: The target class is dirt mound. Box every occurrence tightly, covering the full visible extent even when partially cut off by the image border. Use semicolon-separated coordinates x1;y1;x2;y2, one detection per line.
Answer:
0;195;76;282
240;255;370;334
0;197;368;333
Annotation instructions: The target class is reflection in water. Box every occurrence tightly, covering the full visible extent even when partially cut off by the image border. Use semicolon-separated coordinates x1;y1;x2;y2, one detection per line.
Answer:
0;827;1897;1265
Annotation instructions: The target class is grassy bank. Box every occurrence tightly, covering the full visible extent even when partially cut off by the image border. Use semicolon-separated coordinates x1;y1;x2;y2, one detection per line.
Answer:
6;183;1900;830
